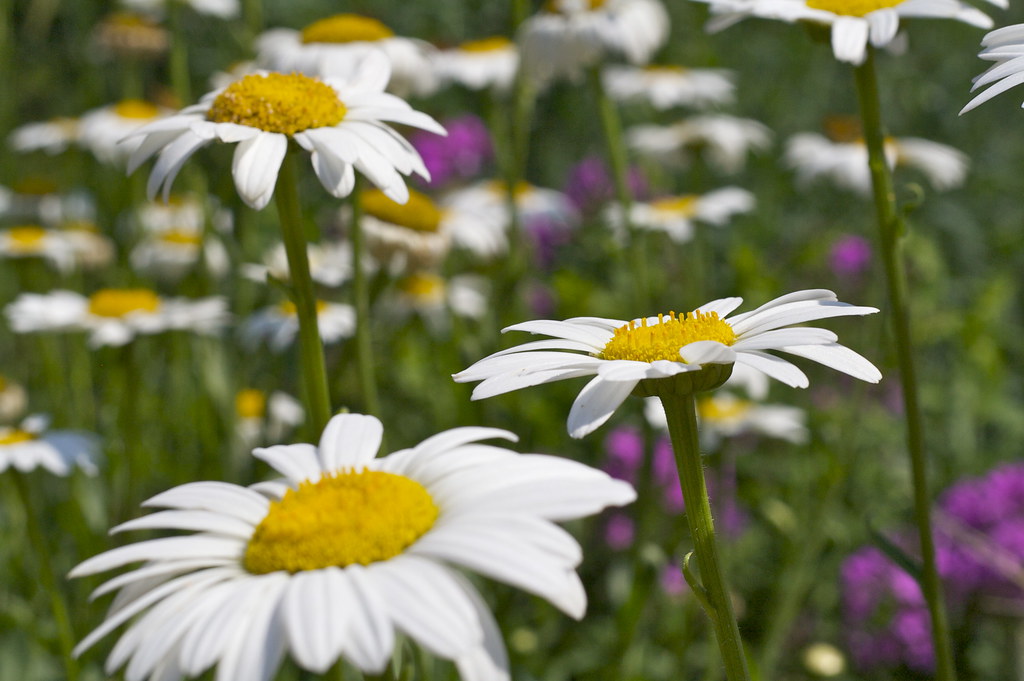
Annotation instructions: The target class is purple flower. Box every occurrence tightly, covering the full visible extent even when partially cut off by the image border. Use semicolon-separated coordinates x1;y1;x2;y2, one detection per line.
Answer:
661;564;687;596
829;234;872;278
605;513;636;550
563;155;648;214
409;114;493;187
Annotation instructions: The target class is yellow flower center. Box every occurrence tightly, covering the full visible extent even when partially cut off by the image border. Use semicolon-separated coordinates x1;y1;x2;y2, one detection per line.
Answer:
158;229;203;246
244;469;439;573
0;375;7;391
600;310;737;363
545;0;607;13
0;428;34;446
650;195;699;217
13;177;58;195
278;299;329;317
459;36;513;53
114;99;161;119
6;226;48;251
300;14;395;44
805;0;903;16
362;188;442;233
697;395;752;423
87;289;161;318
487;180;533;199
644;65;688;74
207;73;347;136
399;272;445;302
62;220;99;233
236;389;267;419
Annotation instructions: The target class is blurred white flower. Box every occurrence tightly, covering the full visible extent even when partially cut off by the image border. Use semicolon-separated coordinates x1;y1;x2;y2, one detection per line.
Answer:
602;65;735;110
0;414;97;476
242;241;361;288
434;37;520;92
606;187;755;243
235;388;305;447
77;99;170;165
5;289;229;348
8;117;80;155
257;14;438;97
120;0;240;19
59;220;116;270
628;114;773;173
348;187;454;271
644;392;808;447
389;272;490;331
0;375;27;423
0;225;76;272
242;300;356;351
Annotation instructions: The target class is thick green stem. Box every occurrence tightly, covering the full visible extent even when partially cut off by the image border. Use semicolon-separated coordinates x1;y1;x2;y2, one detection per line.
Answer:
11;471;79;681
274;146;332;434
660;392;750;681
853;47;956;681
348;185;381;417
589;67;648;309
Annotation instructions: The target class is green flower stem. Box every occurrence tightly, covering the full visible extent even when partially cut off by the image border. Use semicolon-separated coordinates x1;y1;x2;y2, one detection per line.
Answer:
167;0;191;105
242;0;263;47
348;183;381;417
274;145;332;435
853;47;956;681
11;471;80;681
588;66;648;309
659;392;750;681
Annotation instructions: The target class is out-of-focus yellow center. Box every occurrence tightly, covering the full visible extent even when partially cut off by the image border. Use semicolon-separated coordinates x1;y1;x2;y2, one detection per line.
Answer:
62;220;99;234
158;229;203;246
697;395;752;423
114;99;160;119
600;310;737;363
362;188;442;233
0;375;7;391
645;65;688;74
6;226;48;251
87;289;161;318
488;180;533;199
278;299;329;317
805;0;903;16
0;428;34;446
244;469;439;573
545;0;607;12
13;177;58;195
399;272;445;302
207;73;347;136
106;11;154;28
301;14;395;44
236;389;267;419
460;36;513;53
651;195;699;217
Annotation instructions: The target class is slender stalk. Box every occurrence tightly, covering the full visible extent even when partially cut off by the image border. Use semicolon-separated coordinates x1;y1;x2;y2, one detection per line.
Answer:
659;392;750;681
588;66;648;308
167;0;191;105
274;146;332;434
242;0;263;48
348;184;381;417
11;471;79;681
852;46;956;681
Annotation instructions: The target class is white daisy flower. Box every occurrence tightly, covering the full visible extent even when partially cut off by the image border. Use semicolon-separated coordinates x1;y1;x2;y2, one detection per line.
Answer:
644;392;808;445
242;300;356;352
60;220;116;270
130;195;231;280
602;65;736;110
696;0;999;65
256;14;438;97
0;414;97;476
606;187;755;243
444;179;581;235
785;131;968;194
520;0;671;86
4;289;230;348
120;0;240;19
434;37;520;92
242;240;361;288
8;117;80;155
0;181;96;226
454;289;881;438
71;412;635;681
0;224;76;271
348;187;454;270
0;374;28;423
961;24;1024;114
235;389;304;448
628;114;773;173
92;11;169;59
77;99;170;165
126;53;444;210
389;272;490;327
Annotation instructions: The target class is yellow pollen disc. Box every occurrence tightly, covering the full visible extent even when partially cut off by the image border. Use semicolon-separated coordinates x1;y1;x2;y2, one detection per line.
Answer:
107;11;152;28
805;0;903;16
651;195;699;217
235;389;267;419
0;428;34;446
244;469;439;573
399;272;445;302
14;177;58;195
114;99;160;119
600;310;737;363
545;0;607;12
278;299;329;316
159;229;203;246
460;36;513;53
697;396;752;423
6;225;48;251
207;73;347;136
88;289;161;318
362;188;442;233
487;180;533;199
301;14;395;44
644;65;688;74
